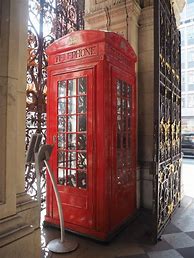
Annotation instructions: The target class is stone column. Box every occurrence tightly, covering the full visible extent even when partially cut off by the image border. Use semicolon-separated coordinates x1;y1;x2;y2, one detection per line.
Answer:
138;4;154;209
0;1;40;257
138;0;185;209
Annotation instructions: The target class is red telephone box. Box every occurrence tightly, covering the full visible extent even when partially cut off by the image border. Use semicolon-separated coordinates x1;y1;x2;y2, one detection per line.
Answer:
45;30;137;241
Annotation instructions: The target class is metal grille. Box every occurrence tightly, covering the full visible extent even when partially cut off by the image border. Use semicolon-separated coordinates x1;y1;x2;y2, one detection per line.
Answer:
25;0;85;209
154;0;181;241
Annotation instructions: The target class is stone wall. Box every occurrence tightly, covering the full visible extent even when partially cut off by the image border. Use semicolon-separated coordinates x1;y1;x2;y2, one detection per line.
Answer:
0;1;40;257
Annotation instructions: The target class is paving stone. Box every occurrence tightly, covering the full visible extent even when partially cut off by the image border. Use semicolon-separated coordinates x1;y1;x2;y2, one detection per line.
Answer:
162;232;194;249
148;249;184;258
177;247;194;258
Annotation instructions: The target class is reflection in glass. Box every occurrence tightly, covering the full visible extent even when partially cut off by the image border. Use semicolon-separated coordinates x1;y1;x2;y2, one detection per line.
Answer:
77;134;86;150
58;99;66;115
58;168;65;185
58;134;66;149
78;77;86;94
57;76;88;189
67;170;76;187
67;115;76;132
127;99;131;115
127;85;131;96
117;80;122;95
78;115;86;132
67;152;76;168
117;98;121;114
67;134;76;150
68;79;76;96
77;171;87;189
58;80;66;97
78;96;86;113
58;116;66;131
116;80;132;184
117;115;122;132
122;82;127;96
58;152;65;166
122;99;127;114
77;152;87;169
68;97;76;114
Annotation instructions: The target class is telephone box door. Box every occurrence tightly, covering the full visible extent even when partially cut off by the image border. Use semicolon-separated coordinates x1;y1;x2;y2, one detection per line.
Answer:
48;69;95;229
111;69;136;228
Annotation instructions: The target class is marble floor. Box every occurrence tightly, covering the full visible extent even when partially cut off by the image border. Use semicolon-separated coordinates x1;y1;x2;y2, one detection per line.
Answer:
41;159;194;258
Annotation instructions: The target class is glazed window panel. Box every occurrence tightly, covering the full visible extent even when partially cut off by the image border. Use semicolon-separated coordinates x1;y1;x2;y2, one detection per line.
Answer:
57;77;87;189
58;80;66;97
68;97;76;114
67;115;76;132
77;152;87;169
78;77;87;94
77;134;87;150
58;116;66;132
78;115;86;132
58;133;66;149
67;134;76;150
116;80;132;183
58;98;66;115
68;79;76;96
78;96;87;113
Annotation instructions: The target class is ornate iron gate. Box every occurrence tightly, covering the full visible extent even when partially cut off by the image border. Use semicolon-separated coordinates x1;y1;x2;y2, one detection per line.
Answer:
25;0;85;208
153;0;181;241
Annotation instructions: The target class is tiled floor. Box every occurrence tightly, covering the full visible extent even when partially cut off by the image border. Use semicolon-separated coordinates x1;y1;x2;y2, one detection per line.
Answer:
41;159;194;258
41;196;194;258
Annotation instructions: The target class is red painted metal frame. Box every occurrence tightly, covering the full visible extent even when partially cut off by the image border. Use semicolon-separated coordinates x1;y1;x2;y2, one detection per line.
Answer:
46;30;137;241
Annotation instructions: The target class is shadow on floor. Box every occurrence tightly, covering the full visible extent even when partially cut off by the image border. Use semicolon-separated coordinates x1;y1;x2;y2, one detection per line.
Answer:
41;196;194;258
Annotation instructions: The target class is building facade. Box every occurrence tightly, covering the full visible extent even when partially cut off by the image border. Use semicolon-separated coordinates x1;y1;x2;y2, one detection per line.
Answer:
180;0;194;131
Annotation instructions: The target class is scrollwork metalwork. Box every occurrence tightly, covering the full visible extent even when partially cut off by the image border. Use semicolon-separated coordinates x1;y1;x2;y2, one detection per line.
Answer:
25;0;84;208
155;0;181;238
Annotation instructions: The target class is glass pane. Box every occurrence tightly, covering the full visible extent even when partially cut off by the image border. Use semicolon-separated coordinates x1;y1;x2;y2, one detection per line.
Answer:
58;116;66;131
77;134;86;150
122;98;127;115
78;115;86;132
67;170;76;187
117;97;121;114
117;115;122;132
68;97;76;114
58;80;66;97
77;152;87;169
117;80;122;95
58;152;65;166
67;134;76;150
68;79;76;96
78;96;86;113
58;134;66;149
67;115;76;132
58;98;66;115
78;77;86;94
127;99;131;115
77;171;87;189
58;168;65;185
127;85;131;96
122;82;127;96
67;152;76;168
